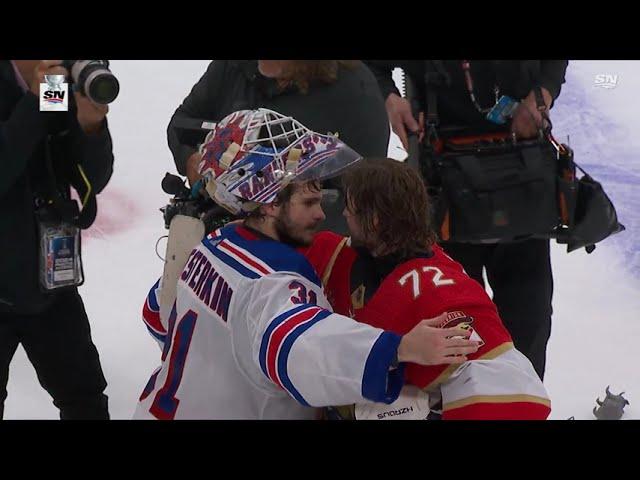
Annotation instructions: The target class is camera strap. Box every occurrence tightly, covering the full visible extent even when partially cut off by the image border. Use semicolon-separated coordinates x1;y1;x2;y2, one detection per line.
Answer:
43;134;98;229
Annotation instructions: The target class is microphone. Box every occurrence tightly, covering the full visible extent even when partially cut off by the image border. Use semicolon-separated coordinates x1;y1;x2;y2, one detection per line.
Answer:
161;172;190;197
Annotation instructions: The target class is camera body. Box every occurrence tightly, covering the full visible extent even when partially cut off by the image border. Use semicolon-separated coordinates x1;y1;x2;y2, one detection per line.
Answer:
62;60;120;104
160;173;233;232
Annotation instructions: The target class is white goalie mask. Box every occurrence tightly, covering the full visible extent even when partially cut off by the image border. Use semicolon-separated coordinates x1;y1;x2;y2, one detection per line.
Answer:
197;108;362;215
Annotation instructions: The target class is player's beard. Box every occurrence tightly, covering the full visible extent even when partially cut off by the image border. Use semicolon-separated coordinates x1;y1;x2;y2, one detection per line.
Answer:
274;208;319;248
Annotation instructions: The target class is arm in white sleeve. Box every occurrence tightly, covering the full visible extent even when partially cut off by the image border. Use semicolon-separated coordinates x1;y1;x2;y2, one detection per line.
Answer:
246;271;405;408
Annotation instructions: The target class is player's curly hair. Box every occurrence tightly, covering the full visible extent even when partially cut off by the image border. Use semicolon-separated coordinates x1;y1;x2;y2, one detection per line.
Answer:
342;159;437;258
280;61;360;94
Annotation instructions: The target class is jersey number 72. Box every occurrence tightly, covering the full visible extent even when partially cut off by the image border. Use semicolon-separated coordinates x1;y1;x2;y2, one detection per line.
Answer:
398;266;455;299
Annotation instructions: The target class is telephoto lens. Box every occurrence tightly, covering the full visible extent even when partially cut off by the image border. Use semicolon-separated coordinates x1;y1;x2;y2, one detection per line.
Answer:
62;60;120;104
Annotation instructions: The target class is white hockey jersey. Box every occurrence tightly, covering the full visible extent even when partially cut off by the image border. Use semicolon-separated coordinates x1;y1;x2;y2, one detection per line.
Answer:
134;224;405;419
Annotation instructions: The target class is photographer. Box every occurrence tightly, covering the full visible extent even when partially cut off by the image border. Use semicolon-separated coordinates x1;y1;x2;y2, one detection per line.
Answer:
167;60;390;233
365;60;569;380
0;60;113;419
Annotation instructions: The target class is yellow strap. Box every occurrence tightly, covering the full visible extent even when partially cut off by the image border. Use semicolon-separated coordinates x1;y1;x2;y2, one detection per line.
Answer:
322;236;349;287
76;164;92;207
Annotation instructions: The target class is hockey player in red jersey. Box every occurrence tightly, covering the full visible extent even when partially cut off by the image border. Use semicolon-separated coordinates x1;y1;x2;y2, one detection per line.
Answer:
303;159;551;420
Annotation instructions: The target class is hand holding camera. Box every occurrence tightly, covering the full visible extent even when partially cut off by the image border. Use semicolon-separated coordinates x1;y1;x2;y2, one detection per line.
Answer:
74;90;108;135
30;60;119;134
29;60;67;96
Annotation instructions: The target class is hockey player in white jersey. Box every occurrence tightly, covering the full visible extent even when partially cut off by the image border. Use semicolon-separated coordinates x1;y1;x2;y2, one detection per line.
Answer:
134;109;480;419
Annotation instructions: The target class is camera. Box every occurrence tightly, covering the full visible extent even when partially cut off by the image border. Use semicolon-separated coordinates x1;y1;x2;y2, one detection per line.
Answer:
62;60;120;104
160;173;232;232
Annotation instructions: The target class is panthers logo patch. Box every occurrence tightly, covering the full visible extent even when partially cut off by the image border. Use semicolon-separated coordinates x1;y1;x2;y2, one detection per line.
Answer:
439;311;485;347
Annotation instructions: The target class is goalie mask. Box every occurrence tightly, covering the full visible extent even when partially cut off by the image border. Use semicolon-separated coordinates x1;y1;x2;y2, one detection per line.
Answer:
197;108;361;215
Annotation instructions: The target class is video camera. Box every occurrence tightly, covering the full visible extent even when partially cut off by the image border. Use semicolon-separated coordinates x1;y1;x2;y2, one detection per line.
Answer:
160;172;233;233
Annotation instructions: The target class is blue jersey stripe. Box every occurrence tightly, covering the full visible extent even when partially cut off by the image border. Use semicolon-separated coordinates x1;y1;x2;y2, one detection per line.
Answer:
147;279;161;311
201;239;262;279
258;304;312;382
146;325;167;345
224;226;321;287
277;309;332;406
361;332;405;404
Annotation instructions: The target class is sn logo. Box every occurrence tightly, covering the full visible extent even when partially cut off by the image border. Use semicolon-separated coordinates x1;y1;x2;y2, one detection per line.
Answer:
43;90;66;100
40;74;68;111
594;74;618;89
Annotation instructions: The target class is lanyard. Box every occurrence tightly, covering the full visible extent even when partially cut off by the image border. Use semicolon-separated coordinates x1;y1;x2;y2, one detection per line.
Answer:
461;60;500;114
9;60;30;92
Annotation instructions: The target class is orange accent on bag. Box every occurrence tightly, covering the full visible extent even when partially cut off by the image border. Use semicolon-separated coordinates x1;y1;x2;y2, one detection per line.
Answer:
446;131;512;146
440;210;451;241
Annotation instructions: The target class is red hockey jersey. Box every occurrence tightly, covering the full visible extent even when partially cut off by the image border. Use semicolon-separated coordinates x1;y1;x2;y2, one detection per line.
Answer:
302;231;551;420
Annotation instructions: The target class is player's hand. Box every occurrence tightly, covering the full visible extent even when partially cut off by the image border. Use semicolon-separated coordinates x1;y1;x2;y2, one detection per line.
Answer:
397;312;480;366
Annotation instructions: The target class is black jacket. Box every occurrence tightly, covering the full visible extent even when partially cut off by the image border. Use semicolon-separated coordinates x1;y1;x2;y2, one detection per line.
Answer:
365;60;568;134
167;60;390;233
0;61;114;314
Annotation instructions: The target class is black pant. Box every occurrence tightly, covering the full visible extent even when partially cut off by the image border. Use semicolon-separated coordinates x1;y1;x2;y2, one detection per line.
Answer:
442;239;553;380
0;291;109;419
